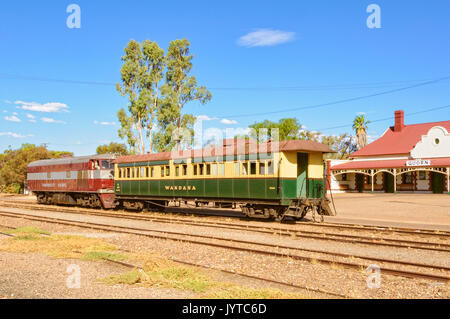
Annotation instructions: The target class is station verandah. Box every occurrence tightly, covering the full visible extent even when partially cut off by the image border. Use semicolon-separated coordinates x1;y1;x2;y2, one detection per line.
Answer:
330;166;450;194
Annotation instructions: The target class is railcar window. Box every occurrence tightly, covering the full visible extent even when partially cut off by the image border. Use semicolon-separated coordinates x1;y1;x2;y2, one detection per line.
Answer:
419;171;426;180
250;162;257;175
267;161;274;175
126;168;131;178
145;167;149;178
219;163;225;176
119;169;122;179
260;162;266;175
212;163;217;176
234;163;239;176
101;160;112;169
175;166;180;177
151;167;155;178
199;164;204;175
161;166;165;177
140;167;145;178
131;168;135;179
166;166;170;177
242;163;248;176
206;164;211;175
182;164;187;176
193;164;198;176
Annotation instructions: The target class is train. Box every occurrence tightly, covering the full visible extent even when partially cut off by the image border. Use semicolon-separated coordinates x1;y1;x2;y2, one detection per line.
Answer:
26;139;336;221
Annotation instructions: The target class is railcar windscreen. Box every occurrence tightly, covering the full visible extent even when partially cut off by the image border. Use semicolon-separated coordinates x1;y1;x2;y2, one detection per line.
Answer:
101;160;113;169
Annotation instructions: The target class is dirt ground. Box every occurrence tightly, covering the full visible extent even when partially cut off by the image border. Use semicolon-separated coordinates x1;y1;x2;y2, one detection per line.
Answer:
325;193;450;231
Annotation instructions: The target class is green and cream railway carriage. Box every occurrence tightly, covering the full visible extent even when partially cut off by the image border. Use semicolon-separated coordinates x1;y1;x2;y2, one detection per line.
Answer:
114;140;335;221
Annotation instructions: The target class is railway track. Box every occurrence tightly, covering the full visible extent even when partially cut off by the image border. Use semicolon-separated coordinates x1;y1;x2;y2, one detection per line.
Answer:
0;209;449;284
1;201;449;253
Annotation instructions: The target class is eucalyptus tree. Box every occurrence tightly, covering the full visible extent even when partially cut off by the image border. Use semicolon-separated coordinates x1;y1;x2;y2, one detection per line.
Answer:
352;114;370;150
116;39;165;154
159;39;212;151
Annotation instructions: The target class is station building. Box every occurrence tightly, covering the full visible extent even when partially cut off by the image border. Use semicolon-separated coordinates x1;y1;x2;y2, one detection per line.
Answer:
328;110;450;194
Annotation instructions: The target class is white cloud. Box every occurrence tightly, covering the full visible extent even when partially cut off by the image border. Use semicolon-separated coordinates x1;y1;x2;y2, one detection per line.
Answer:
15;101;69;113
4;115;21;122
41;117;66;124
26;113;36;119
220;118;238;125
196;115;218;121
0;132;29;138
4;100;12;104
237;29;295;47
94;120;116;126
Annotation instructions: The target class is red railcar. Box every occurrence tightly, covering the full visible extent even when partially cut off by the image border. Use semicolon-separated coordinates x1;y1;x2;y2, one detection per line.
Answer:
27;154;116;208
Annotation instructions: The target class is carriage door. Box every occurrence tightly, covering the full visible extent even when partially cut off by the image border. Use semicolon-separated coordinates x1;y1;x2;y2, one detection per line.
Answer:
297;153;308;198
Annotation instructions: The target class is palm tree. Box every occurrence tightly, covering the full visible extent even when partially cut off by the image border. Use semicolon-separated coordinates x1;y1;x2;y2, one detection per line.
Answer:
352;115;370;150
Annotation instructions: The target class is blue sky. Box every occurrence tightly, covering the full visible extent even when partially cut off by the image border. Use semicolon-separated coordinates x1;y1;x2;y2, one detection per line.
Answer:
1;0;449;155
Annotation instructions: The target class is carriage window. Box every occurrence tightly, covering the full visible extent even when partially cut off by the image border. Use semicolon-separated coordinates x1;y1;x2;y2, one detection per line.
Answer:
206;164;211;175
193;164;198;176
118;169;122;179
182;164;188;176
166;166;170;177
151;167;155;178
250;162;257;175
126;168;130;178
141;167;146;178
341;174;347;181
267;161;274;175
212;163;218;176
260;162;266;175
242;163;248;176
175;166;180;177
234;163;240;176
199;164;204;175
219;163;225;176
161;166;165;177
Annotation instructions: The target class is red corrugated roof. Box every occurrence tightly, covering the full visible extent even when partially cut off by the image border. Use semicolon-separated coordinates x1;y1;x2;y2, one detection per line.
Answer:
331;158;450;170
351;121;450;157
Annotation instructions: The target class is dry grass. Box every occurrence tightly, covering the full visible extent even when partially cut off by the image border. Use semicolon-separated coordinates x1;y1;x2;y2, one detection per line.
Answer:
0;226;125;261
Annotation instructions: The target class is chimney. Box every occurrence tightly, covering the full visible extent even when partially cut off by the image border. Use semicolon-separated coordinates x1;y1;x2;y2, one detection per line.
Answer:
394;110;405;132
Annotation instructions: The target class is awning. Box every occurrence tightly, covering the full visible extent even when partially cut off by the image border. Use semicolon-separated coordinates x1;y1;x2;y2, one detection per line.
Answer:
331;158;450;170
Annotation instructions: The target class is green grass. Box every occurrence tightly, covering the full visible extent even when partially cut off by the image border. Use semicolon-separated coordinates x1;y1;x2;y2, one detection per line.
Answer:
83;251;127;262
5;226;51;235
100;263;307;298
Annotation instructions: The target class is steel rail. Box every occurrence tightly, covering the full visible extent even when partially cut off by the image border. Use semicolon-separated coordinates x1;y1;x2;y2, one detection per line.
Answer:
0;210;449;283
1;201;449;253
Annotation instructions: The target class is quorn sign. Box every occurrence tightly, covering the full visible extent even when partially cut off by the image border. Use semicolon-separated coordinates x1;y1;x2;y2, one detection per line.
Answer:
406;159;431;167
